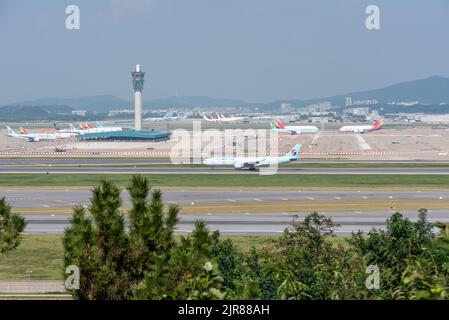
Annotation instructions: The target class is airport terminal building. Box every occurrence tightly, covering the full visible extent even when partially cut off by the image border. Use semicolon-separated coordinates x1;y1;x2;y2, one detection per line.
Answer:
76;130;171;142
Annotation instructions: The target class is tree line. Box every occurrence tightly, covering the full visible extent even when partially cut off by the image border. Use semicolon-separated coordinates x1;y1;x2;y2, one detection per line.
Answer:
1;176;448;299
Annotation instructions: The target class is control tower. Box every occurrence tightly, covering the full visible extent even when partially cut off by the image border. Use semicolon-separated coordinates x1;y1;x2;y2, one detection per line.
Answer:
131;64;145;131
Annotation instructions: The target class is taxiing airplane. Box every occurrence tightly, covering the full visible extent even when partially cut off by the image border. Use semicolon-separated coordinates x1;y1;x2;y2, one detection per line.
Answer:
339;119;384;133
270;120;319;135
202;144;302;170
6;126;60;142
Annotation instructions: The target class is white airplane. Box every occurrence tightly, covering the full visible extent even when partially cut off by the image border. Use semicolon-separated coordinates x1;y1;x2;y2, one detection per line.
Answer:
202;144;302;170
203;113;248;123
95;121;126;132
270;120;319;135
339;119;384;133
202;114;220;123
56;123;123;135
6;126;60;142
144;112;173;122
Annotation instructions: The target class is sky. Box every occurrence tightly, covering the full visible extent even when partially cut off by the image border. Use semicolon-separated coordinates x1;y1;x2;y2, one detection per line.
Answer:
0;0;448;104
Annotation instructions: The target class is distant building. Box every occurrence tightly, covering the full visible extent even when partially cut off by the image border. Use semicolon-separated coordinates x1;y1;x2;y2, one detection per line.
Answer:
402;114;449;123
352;99;379;106
108;109;135;117
280;103;294;113
344;107;370;116
306;103;332;113
345;97;352;107
72;110;87;116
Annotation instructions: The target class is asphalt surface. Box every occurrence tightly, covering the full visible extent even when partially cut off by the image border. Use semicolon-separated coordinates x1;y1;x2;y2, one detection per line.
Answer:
2;189;449;208
23;211;449;236
1;166;449;174
1;159;448;166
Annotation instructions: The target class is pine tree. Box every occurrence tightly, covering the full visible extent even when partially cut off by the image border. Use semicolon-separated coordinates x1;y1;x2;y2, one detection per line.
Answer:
0;197;26;255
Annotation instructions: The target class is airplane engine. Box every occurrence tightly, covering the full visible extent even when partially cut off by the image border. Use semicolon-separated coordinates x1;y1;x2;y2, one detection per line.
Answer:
233;162;246;169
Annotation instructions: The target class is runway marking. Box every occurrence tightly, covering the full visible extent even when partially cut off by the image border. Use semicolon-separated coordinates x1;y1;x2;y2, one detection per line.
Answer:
254;198;262;202
227;199;236;202
362;196;368;199
388;196;393;199
280;198;289;201
335;196;342;200
307;197;315;200
355;134;372;150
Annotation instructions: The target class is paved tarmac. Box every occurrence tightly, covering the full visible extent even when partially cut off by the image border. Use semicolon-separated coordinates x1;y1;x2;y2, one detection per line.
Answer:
1;166;449;174
1;189;448;208
23;210;449;236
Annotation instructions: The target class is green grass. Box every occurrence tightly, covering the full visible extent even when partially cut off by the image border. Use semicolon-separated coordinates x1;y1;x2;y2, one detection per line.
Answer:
0;235;279;280
0;235;63;280
0;173;449;189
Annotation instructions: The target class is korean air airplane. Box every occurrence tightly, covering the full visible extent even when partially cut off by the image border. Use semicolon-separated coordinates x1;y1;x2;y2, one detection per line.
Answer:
202;144;301;170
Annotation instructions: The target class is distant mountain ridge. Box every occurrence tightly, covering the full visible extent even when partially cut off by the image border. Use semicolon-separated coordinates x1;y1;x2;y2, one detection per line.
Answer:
4;76;449;111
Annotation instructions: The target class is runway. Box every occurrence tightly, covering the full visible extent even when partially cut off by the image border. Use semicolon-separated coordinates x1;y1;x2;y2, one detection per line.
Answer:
23;210;449;236
2;189;449;208
1;166;449;174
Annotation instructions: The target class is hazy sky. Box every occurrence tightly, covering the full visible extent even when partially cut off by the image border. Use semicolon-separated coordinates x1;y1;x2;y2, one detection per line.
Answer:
0;0;448;104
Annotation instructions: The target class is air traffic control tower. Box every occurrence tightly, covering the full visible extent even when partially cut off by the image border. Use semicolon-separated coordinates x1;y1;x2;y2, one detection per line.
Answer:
132;64;145;131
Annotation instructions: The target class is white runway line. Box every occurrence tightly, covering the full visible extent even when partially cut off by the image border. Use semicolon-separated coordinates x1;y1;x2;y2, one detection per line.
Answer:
355;134;372;150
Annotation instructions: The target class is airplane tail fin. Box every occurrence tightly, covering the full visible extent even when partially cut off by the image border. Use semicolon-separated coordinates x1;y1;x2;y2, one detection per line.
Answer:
371;119;384;131
6;126;14;135
69;124;77;131
53;122;61;130
272;120;286;129
285;144;302;159
96;121;103;128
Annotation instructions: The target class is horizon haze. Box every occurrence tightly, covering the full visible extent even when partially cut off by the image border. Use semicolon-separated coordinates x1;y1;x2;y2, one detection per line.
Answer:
0;0;448;105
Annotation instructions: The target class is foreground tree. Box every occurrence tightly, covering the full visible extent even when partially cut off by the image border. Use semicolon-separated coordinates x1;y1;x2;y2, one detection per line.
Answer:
63;176;180;299
349;209;449;299
0;197;26;255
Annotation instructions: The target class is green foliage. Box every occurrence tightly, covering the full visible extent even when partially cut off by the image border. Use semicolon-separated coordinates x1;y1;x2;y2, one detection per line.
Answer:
0;197;26;255
62;180;449;300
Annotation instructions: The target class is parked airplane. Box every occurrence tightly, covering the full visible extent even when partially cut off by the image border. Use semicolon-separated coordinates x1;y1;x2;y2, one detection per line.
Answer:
54;123;123;135
339;119;384;133
6;126;60;142
144;112;187;121
203;113;248;123
202;144;302;170
202;114;220;123
144;113;172;122
270;120;319;135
